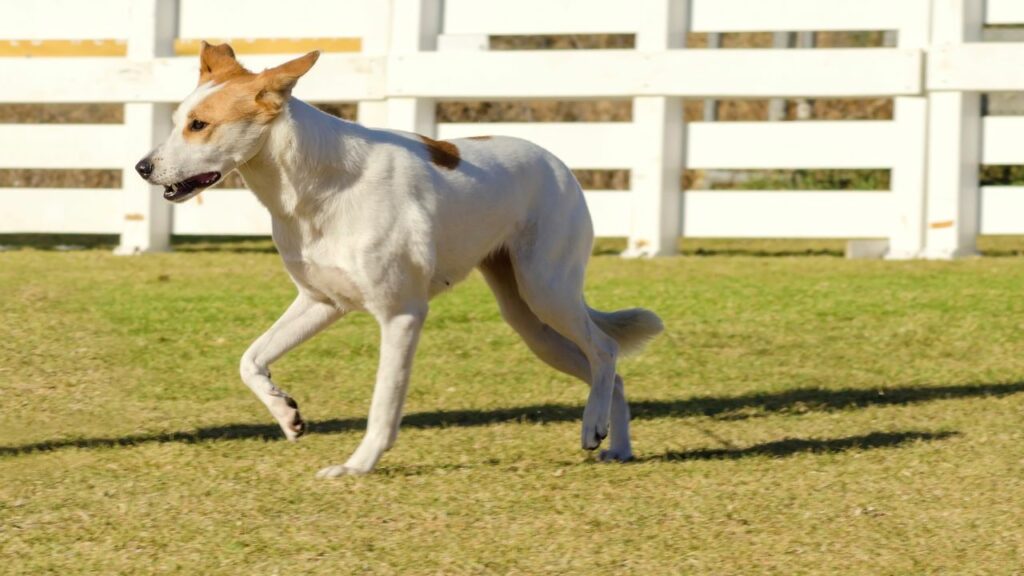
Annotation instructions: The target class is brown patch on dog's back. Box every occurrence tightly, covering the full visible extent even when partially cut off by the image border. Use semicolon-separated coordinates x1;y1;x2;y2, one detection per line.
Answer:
419;135;461;170
468;135;493;141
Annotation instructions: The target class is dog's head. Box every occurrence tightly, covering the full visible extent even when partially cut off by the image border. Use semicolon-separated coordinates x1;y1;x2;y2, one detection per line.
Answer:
134;42;319;203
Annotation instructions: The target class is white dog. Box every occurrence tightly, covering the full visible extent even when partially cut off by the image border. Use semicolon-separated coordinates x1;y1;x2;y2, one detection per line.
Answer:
135;43;664;476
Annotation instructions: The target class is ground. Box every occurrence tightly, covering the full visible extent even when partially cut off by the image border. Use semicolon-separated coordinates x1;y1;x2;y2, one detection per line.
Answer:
2;239;1023;574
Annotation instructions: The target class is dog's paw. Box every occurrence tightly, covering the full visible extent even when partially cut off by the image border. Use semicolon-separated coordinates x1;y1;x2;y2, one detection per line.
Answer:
580;420;608;451
599;448;633;462
316;464;369;479
580;395;611;451
269;396;305;441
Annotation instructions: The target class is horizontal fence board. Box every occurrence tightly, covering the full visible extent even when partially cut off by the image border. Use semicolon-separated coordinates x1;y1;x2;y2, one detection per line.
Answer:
0;55;384;103
389;49;922;98
436;123;635;170
986;0;1024;25
171;189;633;237
443;0;638;35
0;50;919;104
179;0;372;39
691;0;924;32
681;191;892;238
0;188;121;233
172;189;270;236
0;125;126;169
929;44;1024;92
982;116;1024;165
980;186;1024;235
687;121;896;169
585;191;632;237
444;0;924;35
0;0;129;40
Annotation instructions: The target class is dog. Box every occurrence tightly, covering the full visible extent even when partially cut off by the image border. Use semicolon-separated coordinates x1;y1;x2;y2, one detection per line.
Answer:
135;43;664;476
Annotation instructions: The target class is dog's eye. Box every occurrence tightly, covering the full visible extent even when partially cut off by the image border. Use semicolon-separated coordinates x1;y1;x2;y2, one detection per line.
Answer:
190;119;208;132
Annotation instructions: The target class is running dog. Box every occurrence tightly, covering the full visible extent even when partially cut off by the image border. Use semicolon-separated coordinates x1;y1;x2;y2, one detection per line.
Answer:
134;43;663;476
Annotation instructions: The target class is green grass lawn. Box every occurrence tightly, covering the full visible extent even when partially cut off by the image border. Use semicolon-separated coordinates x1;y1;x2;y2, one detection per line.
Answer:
2;241;1024;574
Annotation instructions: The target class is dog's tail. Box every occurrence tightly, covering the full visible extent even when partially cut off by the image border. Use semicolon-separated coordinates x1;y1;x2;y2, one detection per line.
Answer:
588;307;664;356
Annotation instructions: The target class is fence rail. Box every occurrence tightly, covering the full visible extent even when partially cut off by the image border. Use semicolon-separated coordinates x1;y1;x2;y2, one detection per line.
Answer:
0;0;1018;258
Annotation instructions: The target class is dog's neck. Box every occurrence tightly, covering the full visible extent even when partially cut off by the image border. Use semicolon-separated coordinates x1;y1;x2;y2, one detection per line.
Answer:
237;98;366;218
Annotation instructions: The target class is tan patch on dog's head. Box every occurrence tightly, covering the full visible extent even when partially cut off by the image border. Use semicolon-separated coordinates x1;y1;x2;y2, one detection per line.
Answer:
468;135;493;140
419;135;460;170
199;42;250;85
185;44;321;141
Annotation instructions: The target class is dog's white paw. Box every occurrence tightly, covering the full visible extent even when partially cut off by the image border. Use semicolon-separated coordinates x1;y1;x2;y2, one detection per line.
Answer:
316;464;369;479
599;448;633;462
268;396;305;441
581;391;612;450
580;420;608;451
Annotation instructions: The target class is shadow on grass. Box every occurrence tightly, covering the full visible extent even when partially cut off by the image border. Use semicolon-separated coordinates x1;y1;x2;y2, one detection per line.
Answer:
636;431;958;462
170;235;278;254
0;234;118;251
2;381;1021;457
0;234;279;254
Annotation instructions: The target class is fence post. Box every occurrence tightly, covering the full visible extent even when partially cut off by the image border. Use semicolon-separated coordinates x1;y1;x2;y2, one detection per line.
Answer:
624;0;687;257
356;0;392;128
923;0;984;259
382;0;441;135
115;0;177;255
887;0;931;259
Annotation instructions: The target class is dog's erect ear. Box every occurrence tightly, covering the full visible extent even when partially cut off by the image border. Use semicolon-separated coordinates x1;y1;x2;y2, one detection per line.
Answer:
199;41;244;84
255;51;320;111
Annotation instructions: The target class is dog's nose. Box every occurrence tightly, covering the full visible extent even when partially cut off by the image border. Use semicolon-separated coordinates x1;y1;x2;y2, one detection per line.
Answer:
135;158;154;180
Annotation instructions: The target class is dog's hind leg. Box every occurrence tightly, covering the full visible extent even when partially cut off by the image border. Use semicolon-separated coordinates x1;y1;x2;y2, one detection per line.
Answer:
240;293;345;440
481;234;619;453
480;249;633;460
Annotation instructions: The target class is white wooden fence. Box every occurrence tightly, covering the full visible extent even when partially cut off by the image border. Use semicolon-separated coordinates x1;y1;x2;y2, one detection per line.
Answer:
0;0;1019;258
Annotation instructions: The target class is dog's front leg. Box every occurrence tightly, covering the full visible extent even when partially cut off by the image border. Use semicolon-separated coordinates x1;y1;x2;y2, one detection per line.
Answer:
240;293;345;440
317;303;428;477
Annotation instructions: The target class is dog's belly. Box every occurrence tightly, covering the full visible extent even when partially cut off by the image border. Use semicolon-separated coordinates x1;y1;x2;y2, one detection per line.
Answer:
282;259;365;310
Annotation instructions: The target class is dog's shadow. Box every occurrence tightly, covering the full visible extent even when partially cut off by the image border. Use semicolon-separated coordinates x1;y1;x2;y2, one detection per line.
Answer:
3;381;1020;459
632;430;958;462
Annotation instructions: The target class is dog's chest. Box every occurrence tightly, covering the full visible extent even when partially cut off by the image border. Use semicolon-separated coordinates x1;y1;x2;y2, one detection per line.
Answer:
282;259;365;310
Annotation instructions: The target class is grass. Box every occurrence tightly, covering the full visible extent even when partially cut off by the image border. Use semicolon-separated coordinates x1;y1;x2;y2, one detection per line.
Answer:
2;242;1024;575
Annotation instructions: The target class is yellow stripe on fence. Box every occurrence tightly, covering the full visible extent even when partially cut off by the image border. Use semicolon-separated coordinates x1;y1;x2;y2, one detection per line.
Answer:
0;40;126;57
0;38;361;57
174;38;362;55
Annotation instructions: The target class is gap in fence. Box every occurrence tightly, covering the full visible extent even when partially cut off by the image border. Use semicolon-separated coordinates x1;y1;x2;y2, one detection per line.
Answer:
981;166;1024;187
0;103;122;124
0;169;120;189
684;169;890;191
486;31;891;51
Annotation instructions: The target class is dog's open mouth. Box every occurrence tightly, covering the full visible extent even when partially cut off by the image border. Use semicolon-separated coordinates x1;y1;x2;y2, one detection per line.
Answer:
163;172;221;202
